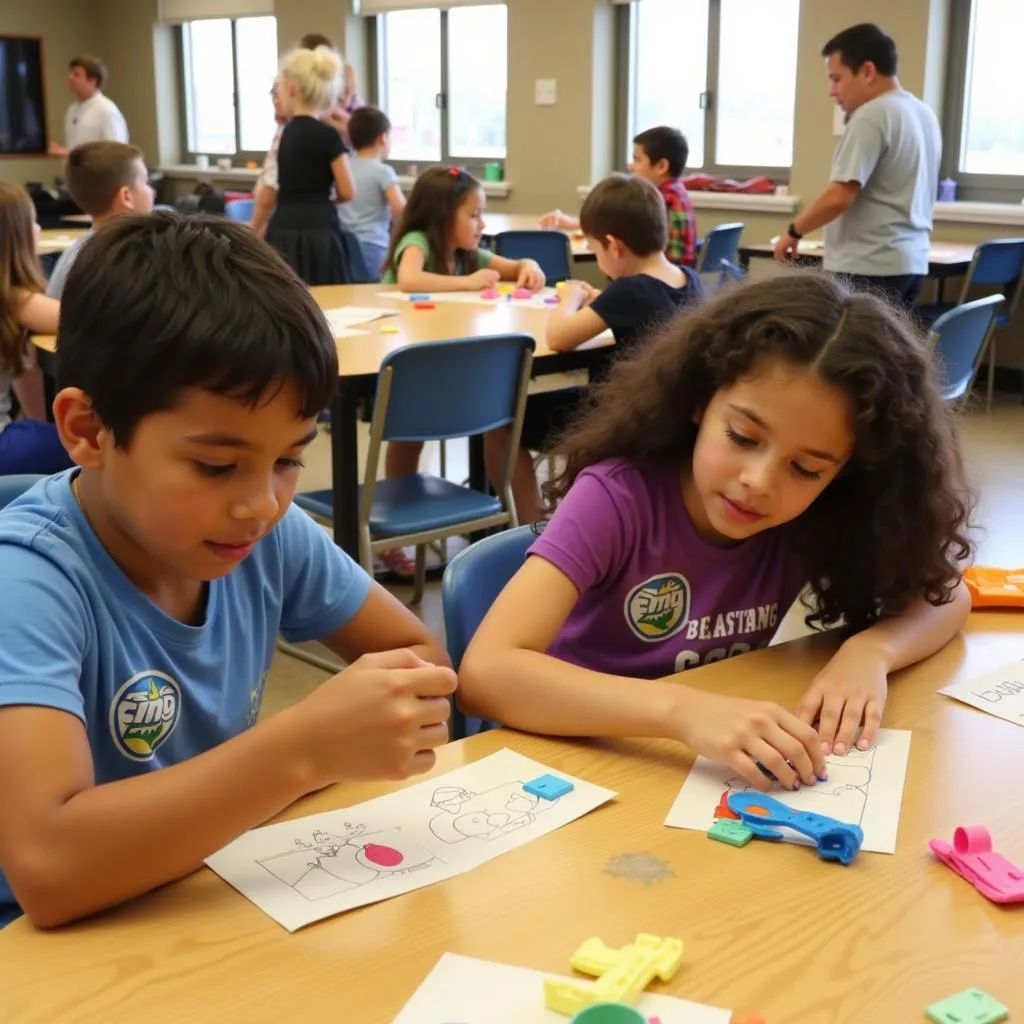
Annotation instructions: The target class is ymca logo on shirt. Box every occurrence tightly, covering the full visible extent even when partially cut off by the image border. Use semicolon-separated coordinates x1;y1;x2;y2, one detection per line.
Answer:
109;670;182;761
624;573;690;642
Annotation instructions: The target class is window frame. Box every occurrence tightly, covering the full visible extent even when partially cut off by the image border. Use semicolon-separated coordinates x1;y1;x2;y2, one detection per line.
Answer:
178;16;278;164
616;0;797;182
941;0;1024;202
374;4;508;176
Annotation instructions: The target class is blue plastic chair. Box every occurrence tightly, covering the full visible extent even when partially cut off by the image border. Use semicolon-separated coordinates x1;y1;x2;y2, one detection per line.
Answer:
442;525;536;739
295;334;535;602
700;257;746;292
697;222;744;273
928;294;1003;404
0;475;44;510
224;198;255;222
493;230;573;283
917;238;1024;409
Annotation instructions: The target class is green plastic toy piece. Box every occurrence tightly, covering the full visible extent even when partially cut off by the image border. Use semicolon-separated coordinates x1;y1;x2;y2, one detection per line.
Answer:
925;988;1009;1024
707;819;754;847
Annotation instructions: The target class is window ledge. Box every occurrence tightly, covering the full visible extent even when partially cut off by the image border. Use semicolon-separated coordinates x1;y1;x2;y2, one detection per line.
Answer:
934;200;1024;227
397;175;511;199
575;184;799;214
159;164;261;182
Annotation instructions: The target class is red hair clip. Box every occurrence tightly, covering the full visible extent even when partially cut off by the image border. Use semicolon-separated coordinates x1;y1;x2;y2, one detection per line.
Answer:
449;165;463;177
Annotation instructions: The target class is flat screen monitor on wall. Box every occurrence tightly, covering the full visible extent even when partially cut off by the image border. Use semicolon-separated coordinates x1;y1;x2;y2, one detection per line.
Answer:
0;36;47;155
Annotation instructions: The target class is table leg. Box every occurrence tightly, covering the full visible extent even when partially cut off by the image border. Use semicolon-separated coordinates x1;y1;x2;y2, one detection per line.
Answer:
331;382;361;560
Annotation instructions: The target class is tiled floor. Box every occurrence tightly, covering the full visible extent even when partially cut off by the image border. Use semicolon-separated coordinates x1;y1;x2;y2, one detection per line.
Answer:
259;392;1024;721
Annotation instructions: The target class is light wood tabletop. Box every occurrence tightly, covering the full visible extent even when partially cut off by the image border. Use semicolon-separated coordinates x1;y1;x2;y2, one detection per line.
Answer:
2;615;1023;1024
37;228;88;253
32;284;614;368
739;239;977;269
483;212;593;260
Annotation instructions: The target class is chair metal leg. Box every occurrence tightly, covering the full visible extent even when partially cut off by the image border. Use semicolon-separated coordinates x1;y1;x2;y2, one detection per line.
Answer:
411;544;427;604
986;334;997;412
276;640;344;674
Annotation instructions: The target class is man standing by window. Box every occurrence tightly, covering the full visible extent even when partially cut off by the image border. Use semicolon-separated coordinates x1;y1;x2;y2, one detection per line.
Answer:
48;56;129;158
774;24;941;309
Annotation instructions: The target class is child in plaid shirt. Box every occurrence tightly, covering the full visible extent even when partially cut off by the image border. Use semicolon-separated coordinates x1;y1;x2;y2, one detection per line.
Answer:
542;125;698;269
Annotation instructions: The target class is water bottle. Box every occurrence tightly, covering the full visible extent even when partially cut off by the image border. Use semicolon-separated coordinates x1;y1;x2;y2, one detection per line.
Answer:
938;178;957;201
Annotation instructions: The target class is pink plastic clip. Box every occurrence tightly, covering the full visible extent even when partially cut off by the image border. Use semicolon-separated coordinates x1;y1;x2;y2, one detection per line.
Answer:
512;288;533;300
480;288;501;300
930;826;1024;904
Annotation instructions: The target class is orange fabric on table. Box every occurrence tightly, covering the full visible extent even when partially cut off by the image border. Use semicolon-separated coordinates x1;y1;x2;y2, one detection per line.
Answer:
963;566;1024;608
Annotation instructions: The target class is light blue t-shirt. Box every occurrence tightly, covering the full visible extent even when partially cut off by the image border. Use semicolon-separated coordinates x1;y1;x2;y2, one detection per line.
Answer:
46;233;91;299
336;156;399;252
0;471;371;925
824;89;941;277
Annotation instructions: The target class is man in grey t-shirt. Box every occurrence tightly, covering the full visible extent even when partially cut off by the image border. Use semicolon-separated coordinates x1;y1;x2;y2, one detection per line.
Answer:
774;24;941;308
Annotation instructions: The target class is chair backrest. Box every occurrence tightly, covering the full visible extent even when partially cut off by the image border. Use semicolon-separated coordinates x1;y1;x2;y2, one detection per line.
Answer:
224;198;255;222
493;230;573;283
698;222;744;272
442;525;535;738
0;474;45;510
960;238;1024;319
929;293;1003;402
376;334;535;442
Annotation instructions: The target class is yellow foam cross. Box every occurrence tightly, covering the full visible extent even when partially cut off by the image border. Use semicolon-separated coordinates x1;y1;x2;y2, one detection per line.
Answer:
543;933;684;1016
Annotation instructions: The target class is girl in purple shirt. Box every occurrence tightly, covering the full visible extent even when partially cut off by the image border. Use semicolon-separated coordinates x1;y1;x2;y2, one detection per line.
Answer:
461;272;973;792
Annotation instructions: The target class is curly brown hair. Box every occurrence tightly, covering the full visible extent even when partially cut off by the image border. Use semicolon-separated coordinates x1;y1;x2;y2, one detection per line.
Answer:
542;270;974;632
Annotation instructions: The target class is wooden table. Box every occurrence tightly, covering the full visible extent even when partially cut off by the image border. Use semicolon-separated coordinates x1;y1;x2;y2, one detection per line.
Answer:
738;240;976;302
34;285;614;558
2;616;1022;1023
483;212;594;260
37;228;88;254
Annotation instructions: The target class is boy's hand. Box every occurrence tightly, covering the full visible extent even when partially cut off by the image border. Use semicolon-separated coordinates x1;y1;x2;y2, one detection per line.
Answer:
558;280;597;310
672;688;827;791
296;649;456;785
795;641;888;755
468;268;501;290
516;260;545;291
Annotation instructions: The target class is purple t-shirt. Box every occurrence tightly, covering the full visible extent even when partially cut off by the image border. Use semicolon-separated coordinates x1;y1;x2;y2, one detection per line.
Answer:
529;459;808;678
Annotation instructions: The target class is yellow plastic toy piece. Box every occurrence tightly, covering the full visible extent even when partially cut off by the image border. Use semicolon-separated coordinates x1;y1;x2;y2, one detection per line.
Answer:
543;933;684;1016
497;283;516;293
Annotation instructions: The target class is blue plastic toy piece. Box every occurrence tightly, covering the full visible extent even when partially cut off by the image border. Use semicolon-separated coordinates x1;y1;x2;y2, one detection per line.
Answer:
523;773;574;800
727;792;864;865
409;293;431;301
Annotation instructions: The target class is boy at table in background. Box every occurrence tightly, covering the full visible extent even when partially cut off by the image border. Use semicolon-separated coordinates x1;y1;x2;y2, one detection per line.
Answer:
46;141;155;299
542;125;698;269
336;106;406;281
0;213;455;930
518;174;703;476
460;273;973;792
0;183;71;476
378;166;546;575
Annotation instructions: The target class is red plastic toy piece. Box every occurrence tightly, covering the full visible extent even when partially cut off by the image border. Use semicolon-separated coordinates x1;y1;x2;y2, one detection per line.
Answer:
413;301;436;310
930;826;1024;904
714;791;741;820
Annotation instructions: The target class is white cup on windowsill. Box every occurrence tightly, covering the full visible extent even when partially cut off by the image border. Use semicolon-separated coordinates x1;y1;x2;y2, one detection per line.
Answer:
195;154;210;169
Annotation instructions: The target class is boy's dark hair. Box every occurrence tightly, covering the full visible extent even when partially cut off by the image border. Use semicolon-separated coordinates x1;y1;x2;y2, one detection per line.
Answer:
69;55;106;88
633;126;689;179
383;166;483;277
57;212;338;447
348;106;391;150
299;32;334;50
543;271;973;633
65;142;144;216
579;173;667;257
822;23;898;77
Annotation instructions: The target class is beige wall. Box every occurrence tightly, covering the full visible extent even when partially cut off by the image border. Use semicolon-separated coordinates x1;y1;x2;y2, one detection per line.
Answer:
0;0;101;184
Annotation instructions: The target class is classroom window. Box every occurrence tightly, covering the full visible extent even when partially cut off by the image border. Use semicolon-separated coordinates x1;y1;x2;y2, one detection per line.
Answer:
943;0;1024;196
181;15;278;159
624;0;799;176
377;4;508;169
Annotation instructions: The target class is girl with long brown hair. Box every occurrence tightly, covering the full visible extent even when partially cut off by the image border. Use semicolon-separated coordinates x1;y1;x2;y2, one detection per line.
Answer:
0;183;71;474
460;272;974;791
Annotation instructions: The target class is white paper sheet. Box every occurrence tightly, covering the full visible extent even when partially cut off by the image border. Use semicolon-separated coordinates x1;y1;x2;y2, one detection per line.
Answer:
205;749;615;931
377;288;563;308
394;953;732;1024
940;660;1024;727
664;728;912;854
322;306;398;334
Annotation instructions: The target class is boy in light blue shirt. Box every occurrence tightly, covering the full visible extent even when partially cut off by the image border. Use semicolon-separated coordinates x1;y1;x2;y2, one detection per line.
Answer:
0;213;454;929
336;106;406;280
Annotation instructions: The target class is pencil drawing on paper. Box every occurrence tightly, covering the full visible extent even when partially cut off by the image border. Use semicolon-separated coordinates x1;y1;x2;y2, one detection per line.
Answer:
256;825;441;902
428;782;561;844
722;745;877;826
